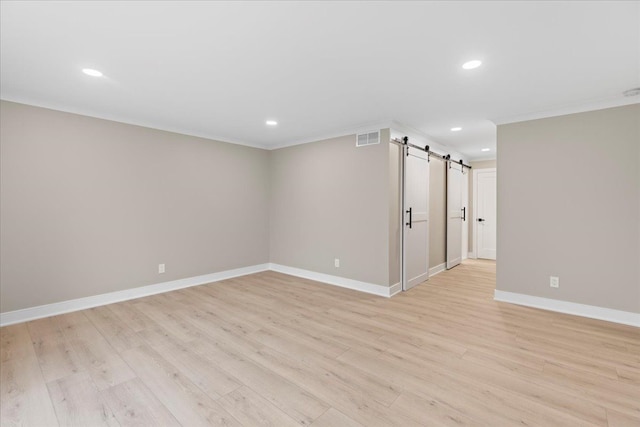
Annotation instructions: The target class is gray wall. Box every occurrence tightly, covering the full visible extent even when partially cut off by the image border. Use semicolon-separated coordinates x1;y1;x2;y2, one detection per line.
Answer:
497;104;639;313
468;159;497;252
269;131;391;286
429;159;447;268
0;101;270;312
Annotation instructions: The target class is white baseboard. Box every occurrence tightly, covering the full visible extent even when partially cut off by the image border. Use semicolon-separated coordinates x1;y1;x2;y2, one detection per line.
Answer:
467;251;476;259
1;263;404;327
429;263;446;277
494;290;640;328
389;282;402;297
0;264;270;327
7;264;636;329
269;263;397;298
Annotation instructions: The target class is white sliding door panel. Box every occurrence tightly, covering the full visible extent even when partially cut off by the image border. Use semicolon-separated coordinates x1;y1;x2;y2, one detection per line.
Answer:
462;171;469;260
403;148;429;290
446;164;463;269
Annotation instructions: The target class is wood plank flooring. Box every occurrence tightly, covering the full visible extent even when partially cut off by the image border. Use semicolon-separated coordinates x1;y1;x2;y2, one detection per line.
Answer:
1;260;639;426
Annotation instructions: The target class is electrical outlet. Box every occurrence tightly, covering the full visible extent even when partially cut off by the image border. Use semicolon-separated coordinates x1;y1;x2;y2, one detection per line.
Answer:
159;263;165;274
550;276;559;288
334;258;340;268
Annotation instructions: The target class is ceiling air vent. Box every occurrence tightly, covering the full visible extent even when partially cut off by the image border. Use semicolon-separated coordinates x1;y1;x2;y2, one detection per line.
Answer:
356;130;380;147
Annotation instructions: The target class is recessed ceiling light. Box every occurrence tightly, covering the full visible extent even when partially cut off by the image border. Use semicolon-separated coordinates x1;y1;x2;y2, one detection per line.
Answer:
481;148;491;152
462;60;482;70
82;68;103;77
450;127;462;132
266;120;278;126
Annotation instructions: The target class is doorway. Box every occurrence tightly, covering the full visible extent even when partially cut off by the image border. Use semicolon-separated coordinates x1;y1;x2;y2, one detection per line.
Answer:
473;168;497;260
393;136;472;291
446;162;465;269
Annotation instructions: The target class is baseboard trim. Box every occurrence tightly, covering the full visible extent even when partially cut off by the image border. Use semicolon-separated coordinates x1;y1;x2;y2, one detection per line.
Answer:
269;263;397;298
429;263;446;277
494;290;640;328
1;263;405;327
0;263;270;327
389;282;402;297
467;251;476;259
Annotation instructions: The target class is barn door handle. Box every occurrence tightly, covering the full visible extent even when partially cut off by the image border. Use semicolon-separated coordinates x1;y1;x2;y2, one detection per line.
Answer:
406;207;412;228
462;207;466;221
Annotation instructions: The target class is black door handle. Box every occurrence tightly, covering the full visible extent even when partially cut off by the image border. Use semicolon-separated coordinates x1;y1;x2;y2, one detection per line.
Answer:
406;207;412;228
477;218;485;222
462;207;466;221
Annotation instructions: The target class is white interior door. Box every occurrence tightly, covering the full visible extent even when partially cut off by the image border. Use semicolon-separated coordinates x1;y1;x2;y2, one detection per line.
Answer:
403;147;429;290
476;169;497;260
446;163;463;269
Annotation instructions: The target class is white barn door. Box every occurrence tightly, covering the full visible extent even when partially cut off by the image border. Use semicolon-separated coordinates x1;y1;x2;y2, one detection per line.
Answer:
403;147;430;290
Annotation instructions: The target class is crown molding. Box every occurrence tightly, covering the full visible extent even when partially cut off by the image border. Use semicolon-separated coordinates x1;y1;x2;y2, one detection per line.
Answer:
2;97;479;157
492;96;640;126
0;97;265;150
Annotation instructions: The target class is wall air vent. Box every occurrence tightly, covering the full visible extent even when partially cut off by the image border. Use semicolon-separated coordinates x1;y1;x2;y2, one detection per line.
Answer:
356;130;380;147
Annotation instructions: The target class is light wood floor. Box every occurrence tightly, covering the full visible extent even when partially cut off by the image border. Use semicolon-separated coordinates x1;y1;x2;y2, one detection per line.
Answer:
1;260;639;426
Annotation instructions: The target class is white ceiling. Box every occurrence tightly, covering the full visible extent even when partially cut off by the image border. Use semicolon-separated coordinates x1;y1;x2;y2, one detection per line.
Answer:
1;1;639;160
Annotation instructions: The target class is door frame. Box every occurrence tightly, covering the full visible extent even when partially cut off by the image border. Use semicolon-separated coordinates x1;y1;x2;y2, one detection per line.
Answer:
472;167;497;260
